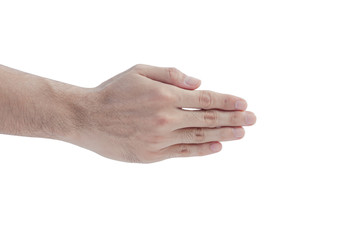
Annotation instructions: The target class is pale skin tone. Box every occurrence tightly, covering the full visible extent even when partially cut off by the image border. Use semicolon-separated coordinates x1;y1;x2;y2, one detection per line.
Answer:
0;64;256;163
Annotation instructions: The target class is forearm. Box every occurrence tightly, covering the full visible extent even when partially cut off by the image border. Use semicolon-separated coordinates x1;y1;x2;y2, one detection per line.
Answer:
0;64;83;140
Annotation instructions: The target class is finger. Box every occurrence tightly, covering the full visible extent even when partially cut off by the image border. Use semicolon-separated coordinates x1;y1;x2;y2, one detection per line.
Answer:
131;64;201;90
176;110;257;128
158;141;222;160
176;89;247;111
168;127;245;145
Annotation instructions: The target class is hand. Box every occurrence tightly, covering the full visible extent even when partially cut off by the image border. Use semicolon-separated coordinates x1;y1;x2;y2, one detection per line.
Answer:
67;64;256;163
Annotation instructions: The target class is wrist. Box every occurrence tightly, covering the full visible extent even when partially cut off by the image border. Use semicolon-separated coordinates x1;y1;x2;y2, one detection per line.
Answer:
53;83;92;143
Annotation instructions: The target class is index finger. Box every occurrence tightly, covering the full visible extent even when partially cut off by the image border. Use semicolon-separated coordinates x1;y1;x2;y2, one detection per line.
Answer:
176;89;247;111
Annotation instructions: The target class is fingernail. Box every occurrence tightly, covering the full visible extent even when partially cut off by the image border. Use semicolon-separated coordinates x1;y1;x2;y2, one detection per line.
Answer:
233;128;244;138
184;76;200;87
245;112;256;125
210;142;222;152
235;100;247;110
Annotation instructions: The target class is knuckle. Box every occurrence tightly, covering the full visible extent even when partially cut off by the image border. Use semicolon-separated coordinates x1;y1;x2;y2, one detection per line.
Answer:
230;112;240;125
199;90;213;109
153;113;172;127
167;67;180;82
223;96;231;108
203;110;218;127
131;64;145;72
177;144;191;156
185;128;206;143
163;91;177;103
193;128;206;142
152;88;176;103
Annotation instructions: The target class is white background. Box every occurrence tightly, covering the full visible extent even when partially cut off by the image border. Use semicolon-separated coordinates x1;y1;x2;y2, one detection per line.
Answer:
0;0;359;239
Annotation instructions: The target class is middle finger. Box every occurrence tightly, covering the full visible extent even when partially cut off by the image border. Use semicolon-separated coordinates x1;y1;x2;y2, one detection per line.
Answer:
175;109;257;129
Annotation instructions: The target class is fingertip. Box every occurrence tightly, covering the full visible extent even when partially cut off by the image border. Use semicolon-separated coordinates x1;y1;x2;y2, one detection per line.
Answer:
195;79;202;89
233;127;245;139
235;99;248;110
184;76;201;90
210;142;222;153
245;111;257;125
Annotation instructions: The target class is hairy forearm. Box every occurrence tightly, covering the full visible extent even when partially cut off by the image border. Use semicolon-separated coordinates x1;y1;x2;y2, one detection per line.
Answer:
0;64;84;140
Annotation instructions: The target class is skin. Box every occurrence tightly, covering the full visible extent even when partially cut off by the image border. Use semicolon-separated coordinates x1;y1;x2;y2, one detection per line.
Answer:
0;64;256;163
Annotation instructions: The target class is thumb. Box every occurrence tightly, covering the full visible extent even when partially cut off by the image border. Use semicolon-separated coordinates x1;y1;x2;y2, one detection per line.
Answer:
131;64;201;90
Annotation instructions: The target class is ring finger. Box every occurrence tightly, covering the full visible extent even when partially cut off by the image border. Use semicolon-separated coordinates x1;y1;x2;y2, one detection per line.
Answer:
168;126;245;146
